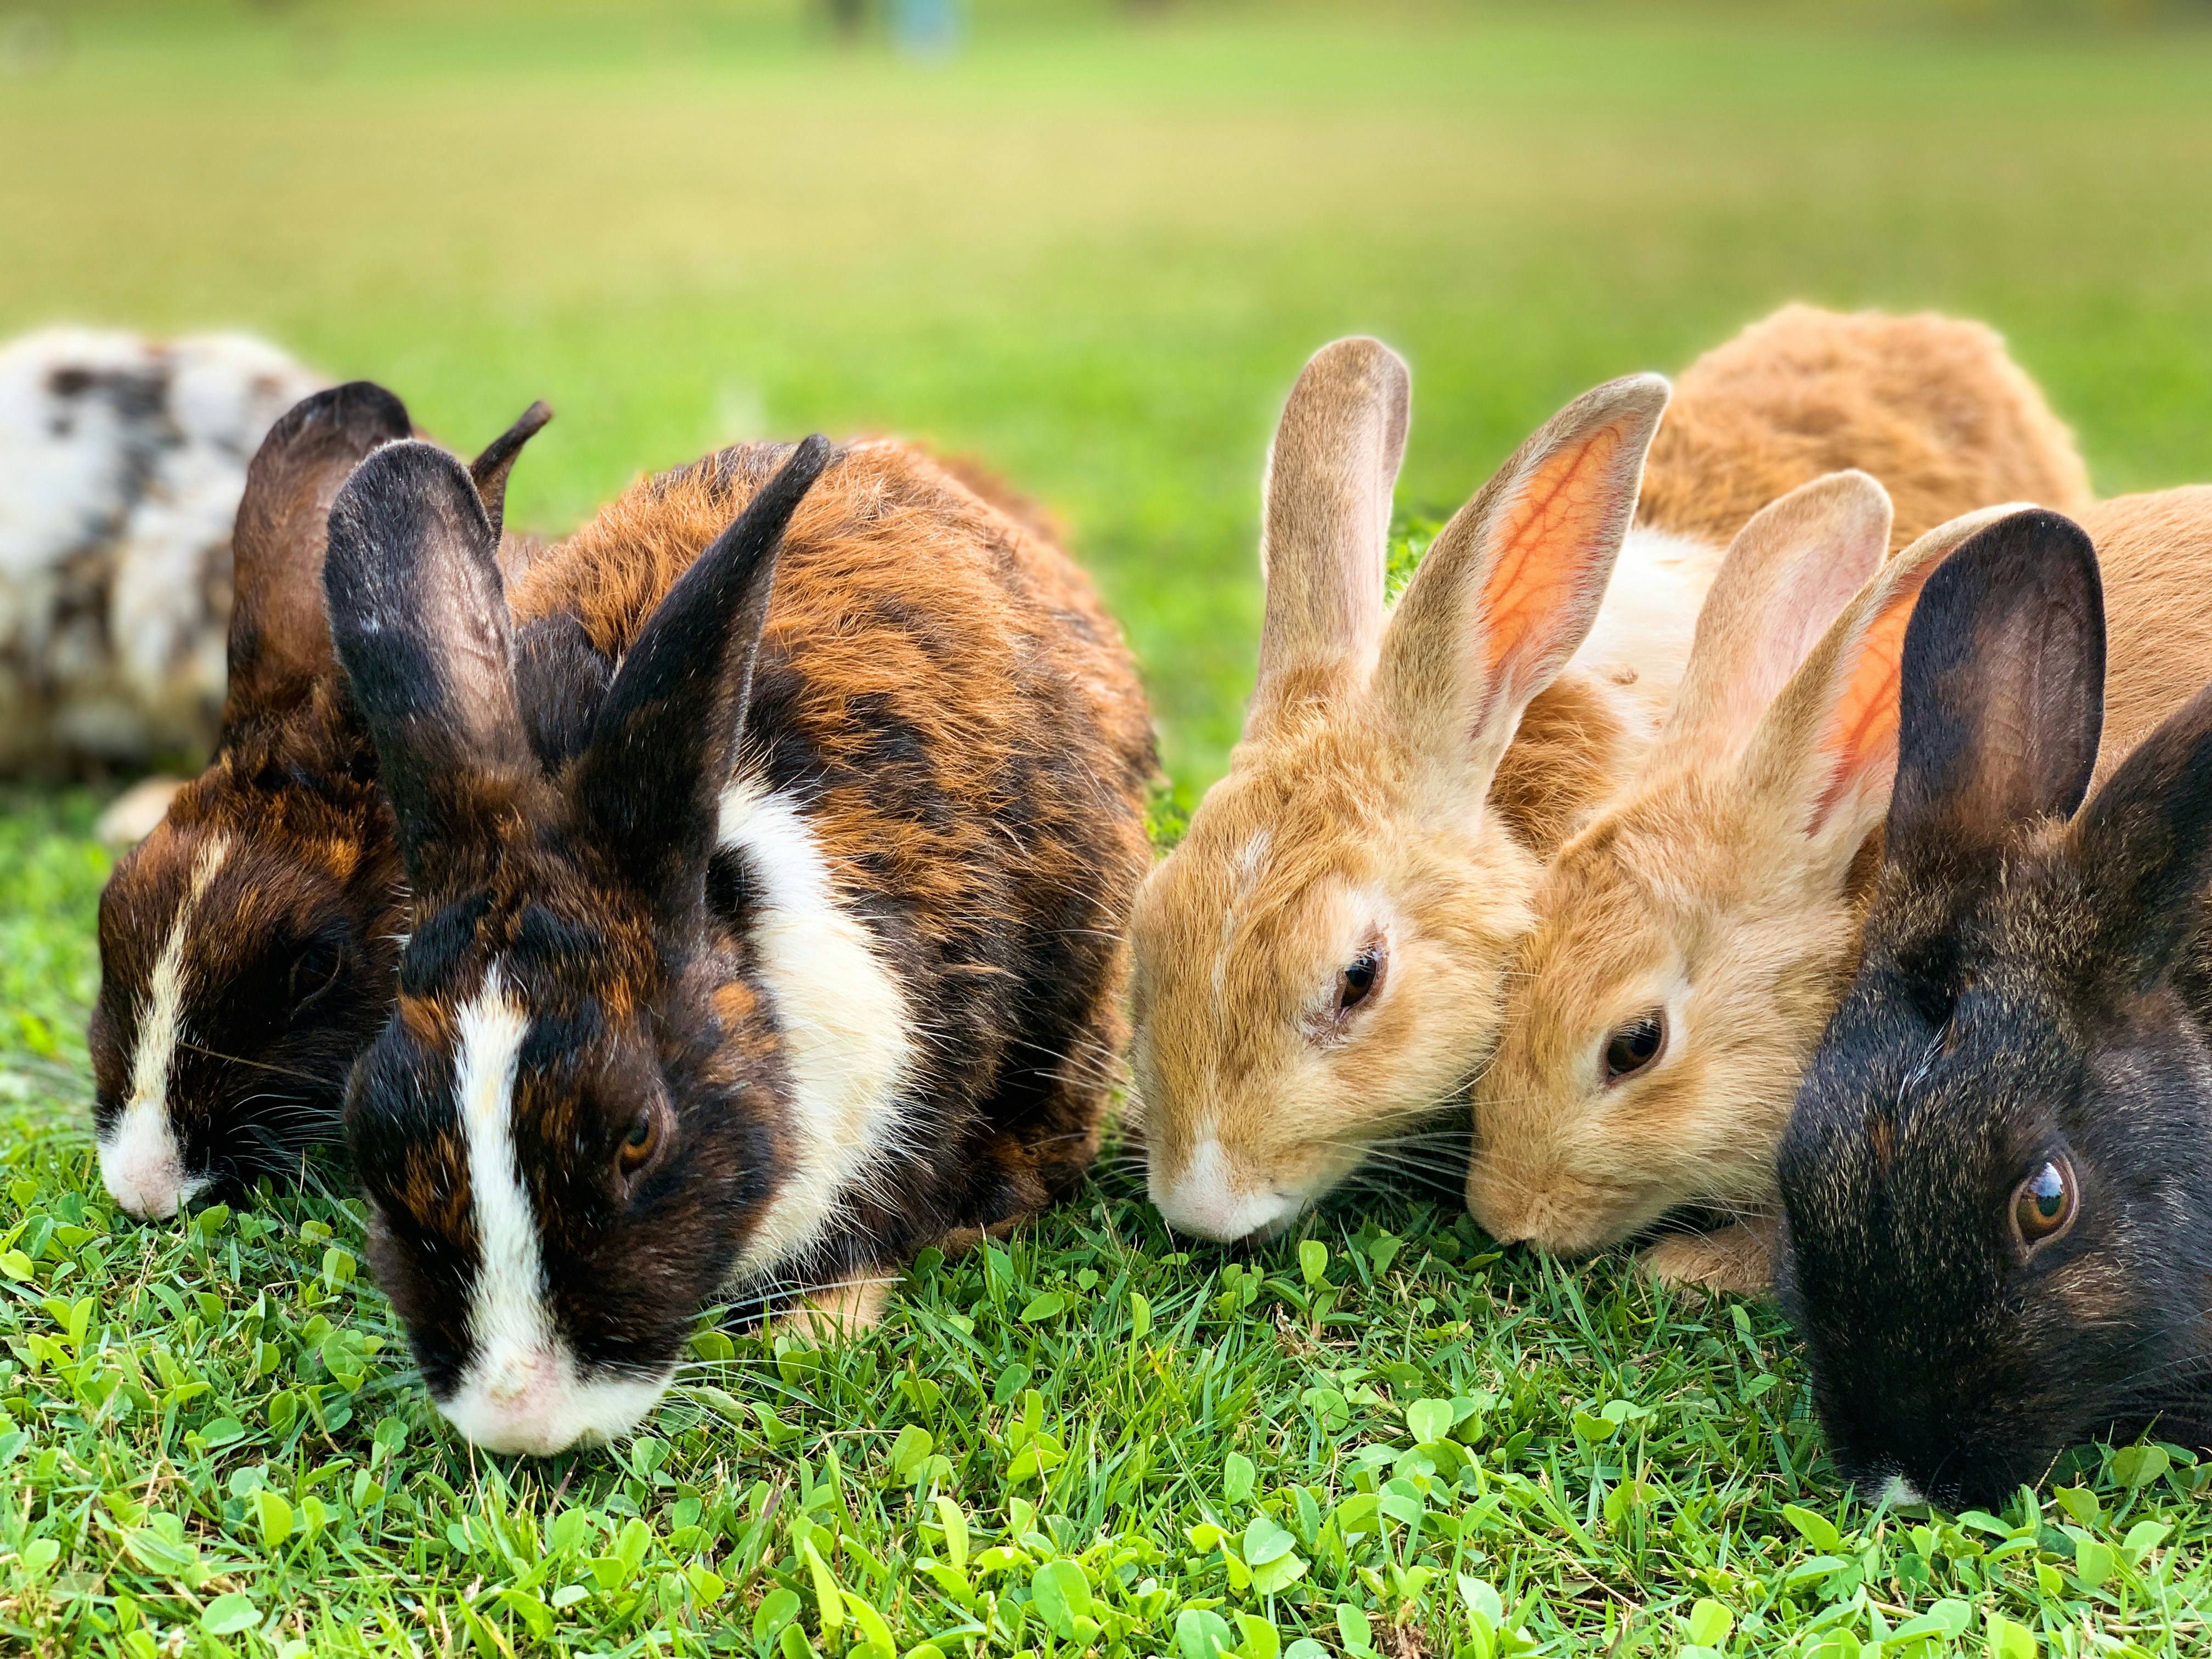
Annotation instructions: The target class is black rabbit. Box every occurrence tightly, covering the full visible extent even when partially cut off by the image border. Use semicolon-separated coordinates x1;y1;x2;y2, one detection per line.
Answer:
1776;505;2212;1509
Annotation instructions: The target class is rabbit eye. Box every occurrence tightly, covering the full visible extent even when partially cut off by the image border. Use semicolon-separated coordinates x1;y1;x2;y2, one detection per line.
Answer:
287;937;345;1008
2011;1157;2078;1252
616;1109;662;1178
1339;947;1384;1012
1602;1011;1665;1083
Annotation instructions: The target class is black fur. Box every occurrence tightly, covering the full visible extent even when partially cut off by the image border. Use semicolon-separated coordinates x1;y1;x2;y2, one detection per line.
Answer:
1777;510;2212;1509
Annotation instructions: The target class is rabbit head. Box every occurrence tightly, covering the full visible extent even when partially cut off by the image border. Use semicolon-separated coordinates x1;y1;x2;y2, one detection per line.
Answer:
1776;509;2212;1508
89;383;418;1219
326;435;828;1455
1465;480;2015;1285
89;388;554;1222
1131;338;1668;1242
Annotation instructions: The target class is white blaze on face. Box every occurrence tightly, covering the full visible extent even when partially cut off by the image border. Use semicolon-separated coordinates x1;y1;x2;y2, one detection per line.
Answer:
99;832;230;1220
1149;1134;1302;1244
717;778;916;1278
437;967;668;1457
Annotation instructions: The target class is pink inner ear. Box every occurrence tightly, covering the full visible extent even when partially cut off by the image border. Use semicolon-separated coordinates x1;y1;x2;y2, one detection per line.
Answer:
1809;564;1936;834
1476;419;1634;713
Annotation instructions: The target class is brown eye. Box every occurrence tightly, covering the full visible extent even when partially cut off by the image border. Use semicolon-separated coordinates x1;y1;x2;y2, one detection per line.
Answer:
1602;1011;1665;1083
288;936;343;1007
2011;1157;2078;1252
617;1110;661;1178
1339;948;1382;1012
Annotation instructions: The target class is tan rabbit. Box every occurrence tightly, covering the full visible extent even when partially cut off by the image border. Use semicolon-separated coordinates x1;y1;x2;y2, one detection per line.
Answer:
1466;482;2212;1295
1131;341;1677;1243
1132;308;2091;1246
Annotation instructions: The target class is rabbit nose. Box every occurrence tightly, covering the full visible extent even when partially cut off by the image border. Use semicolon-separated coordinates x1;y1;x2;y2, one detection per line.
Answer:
484;1348;553;1407
1150;1137;1300;1242
99;1107;192;1220
1462;1172;1529;1244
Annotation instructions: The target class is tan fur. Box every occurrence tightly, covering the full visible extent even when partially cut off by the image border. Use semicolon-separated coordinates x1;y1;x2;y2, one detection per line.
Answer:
1469;488;2212;1294
1639;304;2091;554
1132;354;1669;1239
1135;310;2094;1243
778;1279;891;1338
2080;487;2212;783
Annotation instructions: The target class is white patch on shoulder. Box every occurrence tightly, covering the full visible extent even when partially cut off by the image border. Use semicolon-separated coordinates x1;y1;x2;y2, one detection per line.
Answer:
437;967;673;1457
716;777;916;1278
99;832;230;1220
1566;523;1720;723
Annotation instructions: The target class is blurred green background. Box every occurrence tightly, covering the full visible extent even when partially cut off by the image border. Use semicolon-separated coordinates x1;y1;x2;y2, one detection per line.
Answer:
10;0;2212;793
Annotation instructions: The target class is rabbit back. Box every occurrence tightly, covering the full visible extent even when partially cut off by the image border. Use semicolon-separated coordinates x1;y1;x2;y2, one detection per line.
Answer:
0;325;321;774
507;438;1155;1266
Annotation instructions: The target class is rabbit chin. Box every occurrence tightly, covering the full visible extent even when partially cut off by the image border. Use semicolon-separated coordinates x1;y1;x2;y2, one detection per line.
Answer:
436;1343;671;1458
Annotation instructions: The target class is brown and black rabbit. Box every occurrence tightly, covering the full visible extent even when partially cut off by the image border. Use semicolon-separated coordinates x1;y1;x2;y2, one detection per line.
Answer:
323;434;1154;1455
89;384;551;1220
1778;505;2212;1509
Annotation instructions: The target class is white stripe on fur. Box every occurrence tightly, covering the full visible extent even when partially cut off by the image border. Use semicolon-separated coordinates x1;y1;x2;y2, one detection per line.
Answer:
718;777;916;1277
436;968;673;1456
100;832;229;1220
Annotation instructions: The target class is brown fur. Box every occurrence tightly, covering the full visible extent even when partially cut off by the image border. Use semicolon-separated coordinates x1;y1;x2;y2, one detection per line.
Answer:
513;442;1152;1200
1639;303;2092;554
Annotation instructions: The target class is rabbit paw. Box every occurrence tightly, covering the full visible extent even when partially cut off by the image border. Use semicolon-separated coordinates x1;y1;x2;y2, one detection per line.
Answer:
95;776;187;846
777;1278;890;1339
1639;1221;1775;1297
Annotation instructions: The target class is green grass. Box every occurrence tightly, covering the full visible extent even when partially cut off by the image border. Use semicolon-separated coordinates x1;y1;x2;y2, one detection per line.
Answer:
9;3;2212;1654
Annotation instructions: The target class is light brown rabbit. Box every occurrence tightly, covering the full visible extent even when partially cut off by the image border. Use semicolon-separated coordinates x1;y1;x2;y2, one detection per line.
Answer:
1132;343;1677;1242
1467;482;2212;1295
1132;308;2091;1246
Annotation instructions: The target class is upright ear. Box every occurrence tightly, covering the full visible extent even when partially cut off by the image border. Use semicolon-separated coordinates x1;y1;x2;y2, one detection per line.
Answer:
2067;681;2212;987
1651;471;1890;769
1249;337;1410;730
1734;505;2020;868
469;399;553;544
1884;509;2105;877
324;441;535;885
573;435;832;919
1369;373;1668;804
222;381;412;731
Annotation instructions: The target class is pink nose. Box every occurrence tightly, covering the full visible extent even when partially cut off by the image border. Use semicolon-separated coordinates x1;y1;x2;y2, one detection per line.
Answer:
445;1348;575;1456
102;1148;184;1220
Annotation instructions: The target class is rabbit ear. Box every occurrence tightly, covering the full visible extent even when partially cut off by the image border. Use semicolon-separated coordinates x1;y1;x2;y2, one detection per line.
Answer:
2068;681;2212;986
222;381;413;729
469;399;552;545
1653;472;1891;769
1249;337;1410;729
1370;373;1668;800
573;436;832;919
1736;505;2020;859
324;440;535;885
1885;509;2105;875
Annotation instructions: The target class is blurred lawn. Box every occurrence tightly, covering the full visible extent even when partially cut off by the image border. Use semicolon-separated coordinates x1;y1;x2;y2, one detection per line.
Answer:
10;2;2212;791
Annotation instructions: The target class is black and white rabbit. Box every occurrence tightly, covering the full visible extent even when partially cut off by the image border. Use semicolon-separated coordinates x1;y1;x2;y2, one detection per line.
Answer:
323;432;1154;1455
91;382;550;1220
1778;503;2212;1510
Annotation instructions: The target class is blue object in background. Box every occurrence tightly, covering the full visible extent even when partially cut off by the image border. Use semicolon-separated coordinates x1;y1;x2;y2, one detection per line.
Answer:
893;0;962;60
